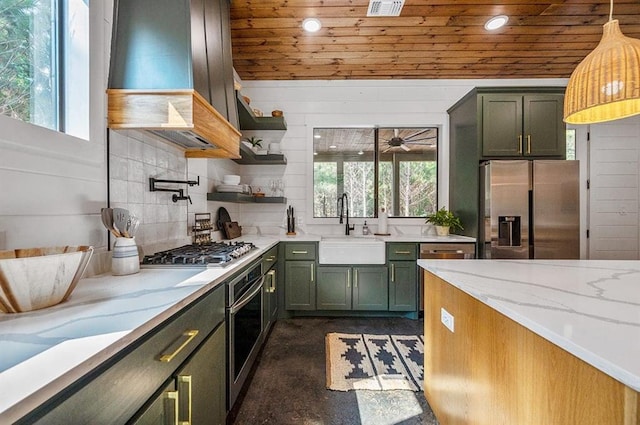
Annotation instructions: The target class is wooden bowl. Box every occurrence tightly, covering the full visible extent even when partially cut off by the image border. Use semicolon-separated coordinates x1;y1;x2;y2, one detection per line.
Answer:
271;110;283;117
0;246;93;313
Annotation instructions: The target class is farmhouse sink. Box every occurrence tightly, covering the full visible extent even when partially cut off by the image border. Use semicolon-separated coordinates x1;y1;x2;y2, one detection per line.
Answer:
318;236;385;264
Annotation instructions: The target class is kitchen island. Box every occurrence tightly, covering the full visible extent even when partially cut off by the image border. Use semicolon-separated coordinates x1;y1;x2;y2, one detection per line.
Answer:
419;259;640;425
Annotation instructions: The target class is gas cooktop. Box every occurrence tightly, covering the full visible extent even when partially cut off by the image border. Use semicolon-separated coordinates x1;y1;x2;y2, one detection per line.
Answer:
141;241;257;267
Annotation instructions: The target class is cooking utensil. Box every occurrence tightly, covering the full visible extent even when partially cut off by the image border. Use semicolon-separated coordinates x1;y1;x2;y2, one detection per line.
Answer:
128;215;140;237
113;208;131;238
101;208;121;237
217;207;231;237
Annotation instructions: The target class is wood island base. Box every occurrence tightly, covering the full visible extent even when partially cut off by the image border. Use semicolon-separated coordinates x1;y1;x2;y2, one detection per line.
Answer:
423;271;639;425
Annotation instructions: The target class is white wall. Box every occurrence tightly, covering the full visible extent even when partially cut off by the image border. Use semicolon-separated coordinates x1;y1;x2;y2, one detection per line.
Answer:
587;115;640;259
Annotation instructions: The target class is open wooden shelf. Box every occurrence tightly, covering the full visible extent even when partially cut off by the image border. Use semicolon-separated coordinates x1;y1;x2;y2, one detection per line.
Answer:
233;143;287;165
236;92;287;131
207;193;287;204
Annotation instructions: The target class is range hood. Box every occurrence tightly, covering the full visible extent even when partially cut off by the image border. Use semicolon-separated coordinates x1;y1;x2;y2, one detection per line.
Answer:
107;0;240;158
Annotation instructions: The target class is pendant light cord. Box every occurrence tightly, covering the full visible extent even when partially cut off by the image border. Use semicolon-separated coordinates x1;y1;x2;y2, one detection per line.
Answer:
609;0;613;22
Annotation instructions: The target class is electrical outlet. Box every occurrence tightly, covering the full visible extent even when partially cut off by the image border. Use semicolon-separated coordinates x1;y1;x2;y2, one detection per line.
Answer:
0;230;6;250
441;307;455;333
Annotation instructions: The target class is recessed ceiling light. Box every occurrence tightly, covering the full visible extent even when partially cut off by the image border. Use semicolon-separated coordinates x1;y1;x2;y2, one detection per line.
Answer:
329;144;337;149
484;15;508;31
314;134;321;139
358;150;364;155
302;18;322;33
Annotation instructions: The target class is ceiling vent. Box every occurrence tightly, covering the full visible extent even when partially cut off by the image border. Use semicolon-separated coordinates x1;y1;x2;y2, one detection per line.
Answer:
367;0;405;17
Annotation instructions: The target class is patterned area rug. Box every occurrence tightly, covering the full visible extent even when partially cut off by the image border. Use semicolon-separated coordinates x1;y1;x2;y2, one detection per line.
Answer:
326;333;424;392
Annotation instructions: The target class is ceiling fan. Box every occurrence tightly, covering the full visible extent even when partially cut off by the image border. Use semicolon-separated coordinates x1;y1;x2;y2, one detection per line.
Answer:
382;128;437;152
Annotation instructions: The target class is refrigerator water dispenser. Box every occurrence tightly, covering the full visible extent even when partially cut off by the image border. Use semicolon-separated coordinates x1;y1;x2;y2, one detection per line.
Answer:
498;216;521;247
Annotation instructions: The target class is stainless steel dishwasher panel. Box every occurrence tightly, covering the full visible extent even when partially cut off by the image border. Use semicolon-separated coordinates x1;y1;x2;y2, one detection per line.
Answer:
419;242;475;311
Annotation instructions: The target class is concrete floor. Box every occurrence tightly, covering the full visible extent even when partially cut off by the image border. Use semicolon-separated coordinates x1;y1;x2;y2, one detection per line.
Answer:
229;317;440;425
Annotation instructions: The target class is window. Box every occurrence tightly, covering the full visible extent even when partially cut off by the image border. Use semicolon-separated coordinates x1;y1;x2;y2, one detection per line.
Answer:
313;127;438;218
0;0;89;139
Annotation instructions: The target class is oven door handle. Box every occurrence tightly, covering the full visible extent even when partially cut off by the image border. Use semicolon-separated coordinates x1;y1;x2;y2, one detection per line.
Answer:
230;275;265;314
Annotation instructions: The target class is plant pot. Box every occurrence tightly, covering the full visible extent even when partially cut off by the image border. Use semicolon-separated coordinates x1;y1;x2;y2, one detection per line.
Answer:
435;225;450;236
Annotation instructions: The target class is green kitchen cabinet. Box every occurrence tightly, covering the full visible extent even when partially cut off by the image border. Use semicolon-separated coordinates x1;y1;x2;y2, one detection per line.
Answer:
316;267;351;310
132;324;227;425
25;285;226;425
352;266;388;310
284;261;316;310
481;93;565;158
284;243;317;311
389;261;417;311
262;244;278;335
387;243;418;312
316;266;388;311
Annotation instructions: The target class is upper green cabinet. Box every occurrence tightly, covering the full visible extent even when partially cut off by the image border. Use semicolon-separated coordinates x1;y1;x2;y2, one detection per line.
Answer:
481;93;565;158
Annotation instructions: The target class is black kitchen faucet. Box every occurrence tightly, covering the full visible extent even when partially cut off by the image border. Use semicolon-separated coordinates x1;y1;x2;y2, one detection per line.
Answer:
338;192;355;236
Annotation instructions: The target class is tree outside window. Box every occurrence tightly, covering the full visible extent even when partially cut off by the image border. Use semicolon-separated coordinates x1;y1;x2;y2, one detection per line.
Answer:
0;0;89;139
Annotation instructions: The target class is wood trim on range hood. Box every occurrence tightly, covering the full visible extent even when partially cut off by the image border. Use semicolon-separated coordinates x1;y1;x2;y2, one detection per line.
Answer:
107;89;241;159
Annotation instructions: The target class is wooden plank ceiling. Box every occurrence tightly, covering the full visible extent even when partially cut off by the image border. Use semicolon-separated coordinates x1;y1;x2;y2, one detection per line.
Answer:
230;0;640;80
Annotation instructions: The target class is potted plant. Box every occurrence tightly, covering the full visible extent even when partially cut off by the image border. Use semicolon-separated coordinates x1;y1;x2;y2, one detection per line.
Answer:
426;207;464;236
244;136;263;152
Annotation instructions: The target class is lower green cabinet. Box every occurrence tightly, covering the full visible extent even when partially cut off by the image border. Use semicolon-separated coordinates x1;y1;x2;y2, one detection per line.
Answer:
389;261;417;311
132;324;227;425
316;267;351;310
317;266;388;311
284;261;316;310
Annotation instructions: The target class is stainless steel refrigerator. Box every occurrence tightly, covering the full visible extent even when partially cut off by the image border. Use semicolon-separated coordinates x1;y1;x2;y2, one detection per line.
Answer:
479;160;579;259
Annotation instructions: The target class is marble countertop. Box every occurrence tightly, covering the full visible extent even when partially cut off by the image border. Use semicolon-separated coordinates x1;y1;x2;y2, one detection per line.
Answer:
0;237;278;423
274;233;476;243
418;259;640;391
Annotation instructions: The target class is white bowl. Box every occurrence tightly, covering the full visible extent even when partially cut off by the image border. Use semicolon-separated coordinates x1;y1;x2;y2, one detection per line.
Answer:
0;246;93;313
223;175;241;185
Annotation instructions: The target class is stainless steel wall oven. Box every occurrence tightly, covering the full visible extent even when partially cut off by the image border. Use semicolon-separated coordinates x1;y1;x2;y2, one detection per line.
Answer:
227;258;264;409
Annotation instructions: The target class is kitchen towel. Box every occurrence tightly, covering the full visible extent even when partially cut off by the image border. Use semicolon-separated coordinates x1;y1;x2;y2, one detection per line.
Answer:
325;333;423;392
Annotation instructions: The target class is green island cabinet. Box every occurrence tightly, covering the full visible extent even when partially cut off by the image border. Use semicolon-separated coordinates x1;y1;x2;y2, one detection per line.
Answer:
448;87;566;243
316;266;388;311
284;243;317;310
21;285;227;425
387;243;418;311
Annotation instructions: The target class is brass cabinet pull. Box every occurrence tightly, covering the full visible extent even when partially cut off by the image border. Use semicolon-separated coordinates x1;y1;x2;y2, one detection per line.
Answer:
347;269;351;288
391;263;395;282
354;269;358;288
266;255;276;262
177;375;192;425
310;263;315;282
267;269;276;292
394;250;411;255
518;135;523;154
527;135;531;154
159;330;199;362
166;391;179;425
292;250;308;254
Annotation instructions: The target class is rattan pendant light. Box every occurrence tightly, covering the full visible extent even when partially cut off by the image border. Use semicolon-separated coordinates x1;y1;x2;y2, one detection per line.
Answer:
564;0;640;124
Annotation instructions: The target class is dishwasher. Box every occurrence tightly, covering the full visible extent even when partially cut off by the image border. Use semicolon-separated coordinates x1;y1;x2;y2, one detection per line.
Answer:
419;243;475;311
